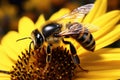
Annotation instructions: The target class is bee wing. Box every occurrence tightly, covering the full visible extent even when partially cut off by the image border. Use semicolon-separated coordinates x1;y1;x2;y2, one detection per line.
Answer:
55;4;94;22
52;4;94;36
58;23;99;36
58;23;86;36
85;24;100;33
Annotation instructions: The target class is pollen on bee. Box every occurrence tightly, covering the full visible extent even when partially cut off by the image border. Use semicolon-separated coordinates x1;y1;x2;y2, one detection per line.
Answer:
10;46;76;80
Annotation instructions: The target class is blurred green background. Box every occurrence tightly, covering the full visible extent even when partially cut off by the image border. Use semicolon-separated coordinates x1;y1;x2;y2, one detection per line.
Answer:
0;0;119;47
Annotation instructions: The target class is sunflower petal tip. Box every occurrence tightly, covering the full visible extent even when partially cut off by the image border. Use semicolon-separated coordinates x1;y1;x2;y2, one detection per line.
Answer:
18;16;35;36
19;16;31;22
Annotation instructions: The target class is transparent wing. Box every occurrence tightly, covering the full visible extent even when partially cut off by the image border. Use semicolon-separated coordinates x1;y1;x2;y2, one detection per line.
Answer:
58;23;86;36
52;4;96;36
84;24;100;33
55;4;94;23
58;23;99;36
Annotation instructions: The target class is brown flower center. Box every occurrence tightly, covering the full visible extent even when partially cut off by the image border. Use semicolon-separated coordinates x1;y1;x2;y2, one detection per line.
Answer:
10;47;76;80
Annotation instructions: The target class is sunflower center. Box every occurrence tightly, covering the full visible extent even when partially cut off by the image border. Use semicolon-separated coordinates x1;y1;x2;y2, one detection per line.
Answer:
10;46;76;80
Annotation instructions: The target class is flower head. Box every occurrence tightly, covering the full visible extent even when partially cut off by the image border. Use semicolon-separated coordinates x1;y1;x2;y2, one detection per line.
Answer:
0;0;120;80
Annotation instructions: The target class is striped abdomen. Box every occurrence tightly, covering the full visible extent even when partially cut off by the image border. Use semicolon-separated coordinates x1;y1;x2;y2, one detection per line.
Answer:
72;31;95;51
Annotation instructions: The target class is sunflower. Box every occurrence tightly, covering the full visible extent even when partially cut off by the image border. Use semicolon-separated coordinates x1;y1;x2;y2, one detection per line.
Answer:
0;0;120;80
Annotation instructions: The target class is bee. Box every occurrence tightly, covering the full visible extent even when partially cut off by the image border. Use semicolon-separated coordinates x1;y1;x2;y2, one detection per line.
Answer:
17;3;98;71
0;4;98;74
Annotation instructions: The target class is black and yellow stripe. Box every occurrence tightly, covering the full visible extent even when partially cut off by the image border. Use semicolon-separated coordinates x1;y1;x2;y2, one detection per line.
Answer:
72;27;95;51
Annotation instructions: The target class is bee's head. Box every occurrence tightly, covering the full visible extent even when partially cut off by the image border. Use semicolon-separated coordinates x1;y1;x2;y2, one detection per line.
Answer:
31;29;44;49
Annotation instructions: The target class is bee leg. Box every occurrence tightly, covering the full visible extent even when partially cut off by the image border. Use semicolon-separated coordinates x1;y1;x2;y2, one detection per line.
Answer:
28;41;34;55
43;44;52;75
62;39;88;72
46;44;52;63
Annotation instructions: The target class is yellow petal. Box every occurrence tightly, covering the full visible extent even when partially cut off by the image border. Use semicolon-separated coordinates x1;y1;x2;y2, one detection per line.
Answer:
1;31;19;54
83;0;107;23
91;10;120;28
93;0;107;19
0;45;17;63
16;34;32;53
35;14;46;30
0;46;14;70
0;74;10;80
1;31;30;61
75;69;120;80
18;16;35;36
75;48;120;79
81;48;120;64
81;49;120;62
92;10;120;40
100;54;120;61
96;25;120;50
93;48;120;53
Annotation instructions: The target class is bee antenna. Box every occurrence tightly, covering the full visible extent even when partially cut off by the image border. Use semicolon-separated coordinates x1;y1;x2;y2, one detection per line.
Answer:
16;37;32;42
0;70;11;74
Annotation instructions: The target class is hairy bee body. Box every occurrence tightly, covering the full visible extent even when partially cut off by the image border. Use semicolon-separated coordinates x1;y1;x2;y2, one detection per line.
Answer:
72;30;95;51
61;22;95;51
